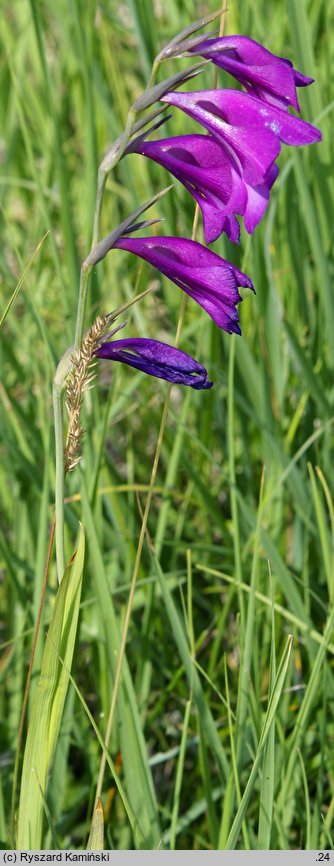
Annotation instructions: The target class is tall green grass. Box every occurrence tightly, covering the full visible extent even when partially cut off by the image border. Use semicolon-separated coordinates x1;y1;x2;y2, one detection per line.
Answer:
1;0;333;851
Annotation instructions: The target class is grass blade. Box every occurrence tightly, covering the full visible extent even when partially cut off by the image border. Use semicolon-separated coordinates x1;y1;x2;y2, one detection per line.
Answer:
224;636;293;849
17;527;85;848
87;799;104;851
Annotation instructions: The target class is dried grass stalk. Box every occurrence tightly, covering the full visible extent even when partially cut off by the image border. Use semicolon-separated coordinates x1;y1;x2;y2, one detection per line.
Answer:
64;313;114;473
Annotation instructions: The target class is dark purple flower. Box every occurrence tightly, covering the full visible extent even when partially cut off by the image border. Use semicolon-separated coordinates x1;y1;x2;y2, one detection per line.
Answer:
96;337;212;389
114;236;254;333
189;36;314;112
162;89;322;186
130;133;246;244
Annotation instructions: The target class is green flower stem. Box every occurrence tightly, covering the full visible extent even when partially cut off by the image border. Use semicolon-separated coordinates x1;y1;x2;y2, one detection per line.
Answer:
53;380;66;582
145;58;160;92
74;262;90;350
91;167;108;250
74;111;137;353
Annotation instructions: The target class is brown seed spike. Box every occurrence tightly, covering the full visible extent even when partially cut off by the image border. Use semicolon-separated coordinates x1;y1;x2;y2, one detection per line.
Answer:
64;313;116;473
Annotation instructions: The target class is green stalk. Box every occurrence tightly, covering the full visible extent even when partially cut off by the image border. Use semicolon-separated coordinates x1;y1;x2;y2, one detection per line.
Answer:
74;109;137;352
74;142;126;350
228;334;244;622
53;381;65;582
91;167;108;251
74;263;90;350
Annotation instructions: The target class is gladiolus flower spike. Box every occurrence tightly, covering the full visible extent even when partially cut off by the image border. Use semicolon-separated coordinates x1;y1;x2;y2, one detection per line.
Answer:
189;35;314;112
114;236;254;334
97;36;321;390
96;337;213;390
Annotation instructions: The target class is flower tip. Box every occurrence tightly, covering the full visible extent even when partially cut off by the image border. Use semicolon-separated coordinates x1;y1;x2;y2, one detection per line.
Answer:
295;72;314;87
197;374;214;390
304;124;322;145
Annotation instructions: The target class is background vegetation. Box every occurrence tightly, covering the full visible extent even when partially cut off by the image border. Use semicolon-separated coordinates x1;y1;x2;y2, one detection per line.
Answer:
1;0;333;850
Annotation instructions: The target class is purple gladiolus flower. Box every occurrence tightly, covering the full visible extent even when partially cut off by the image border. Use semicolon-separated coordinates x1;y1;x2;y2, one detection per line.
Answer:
189;36;314;112
130;133;246;244
114;236;254;333
132;135;247;244
162;89;322;186
96;337;213;389
130;132;279;243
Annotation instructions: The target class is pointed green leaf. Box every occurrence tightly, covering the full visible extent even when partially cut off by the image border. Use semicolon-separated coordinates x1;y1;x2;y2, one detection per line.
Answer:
17;527;85;848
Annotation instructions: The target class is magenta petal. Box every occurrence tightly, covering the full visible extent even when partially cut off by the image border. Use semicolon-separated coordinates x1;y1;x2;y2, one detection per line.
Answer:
223;215;241;244
199;202;241;245
114;235;254;333
130;130;280;243
131;133;246;244
137;135;235;201
294;69;314;87
96;337;213;389
162;89;280;185
162;90;321;184
244;163;280;234
190;35;314;112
